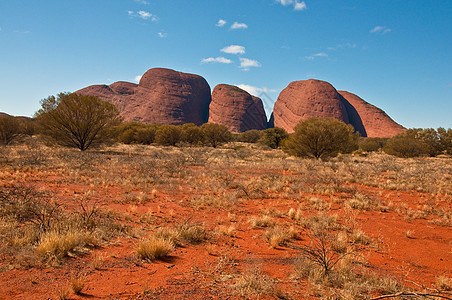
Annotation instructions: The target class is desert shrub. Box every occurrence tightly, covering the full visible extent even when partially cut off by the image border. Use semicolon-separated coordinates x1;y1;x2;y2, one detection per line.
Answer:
113;122;157;144
136;236;174;261
181;123;203;145
0;185;62;232
237;129;263;143
259;127;288;149
249;215;276;228
35;93;122;151
384;128;450;157
200;123;232;147
282;118;359;159
0;114;23;145
264;226;298;248
359;137;388;152
155;125;182;146
383;134;429;158
438;127;452;155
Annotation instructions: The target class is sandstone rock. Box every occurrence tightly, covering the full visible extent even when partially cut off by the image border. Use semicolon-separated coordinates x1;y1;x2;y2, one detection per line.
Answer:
208;84;267;132
272;79;350;133
338;91;405;138
76;68;211;126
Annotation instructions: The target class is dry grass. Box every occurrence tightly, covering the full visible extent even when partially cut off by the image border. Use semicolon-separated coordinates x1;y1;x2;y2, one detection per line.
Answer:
136;236;174;261
37;230;98;264
248;215;276;229
70;276;85;295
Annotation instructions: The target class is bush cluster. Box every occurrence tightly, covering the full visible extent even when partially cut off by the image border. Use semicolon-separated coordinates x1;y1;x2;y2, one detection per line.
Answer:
0;114;35;145
384;128;452;157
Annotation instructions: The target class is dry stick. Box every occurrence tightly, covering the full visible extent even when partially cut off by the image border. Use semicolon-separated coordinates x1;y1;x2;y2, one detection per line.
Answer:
370;292;452;300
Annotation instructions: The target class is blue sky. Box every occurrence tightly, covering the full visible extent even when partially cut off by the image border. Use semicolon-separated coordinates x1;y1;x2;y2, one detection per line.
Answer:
0;0;451;128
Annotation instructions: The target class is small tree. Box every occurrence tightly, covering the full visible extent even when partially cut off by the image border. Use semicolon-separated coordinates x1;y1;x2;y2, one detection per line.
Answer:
181;123;203;145
259;127;288;149
438;127;452;155
383;134;429;158
238;130;263;143
35;93;121;151
359;137;388;152
155;125;182;146
200;123;232;148
283;118;358;159
0;114;22;145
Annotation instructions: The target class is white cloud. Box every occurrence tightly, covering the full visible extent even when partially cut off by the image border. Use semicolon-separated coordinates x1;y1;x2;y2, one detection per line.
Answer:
306;52;328;60
294;1;307;11
370;26;391;34
221;45;246;55
135;75;142;83
239;58;261;71
216;19;227;27
158;32;167;38
230;22;248;30
134;0;149;4
328;43;357;51
128;10;158;21
236;84;277;97
201;57;233;64
277;0;307;11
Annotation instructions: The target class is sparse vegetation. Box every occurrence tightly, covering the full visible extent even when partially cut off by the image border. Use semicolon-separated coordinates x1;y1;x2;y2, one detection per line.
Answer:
283;117;359;159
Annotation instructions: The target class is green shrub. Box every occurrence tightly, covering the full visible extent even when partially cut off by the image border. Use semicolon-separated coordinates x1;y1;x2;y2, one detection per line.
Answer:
155;125;182;146
0;114;23;145
200;123;232;148
35;93;122;151
181;123;203;145
359;137;388;152
282;118;358;159
238;130;263;143
259;127;288;149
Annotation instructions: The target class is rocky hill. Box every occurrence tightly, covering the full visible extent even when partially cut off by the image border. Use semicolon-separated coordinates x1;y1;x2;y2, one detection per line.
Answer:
76;68;211;126
209;84;267;132
76;68;404;137
272;79;404;137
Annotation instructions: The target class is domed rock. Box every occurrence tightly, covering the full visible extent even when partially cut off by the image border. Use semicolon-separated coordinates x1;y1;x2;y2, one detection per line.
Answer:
208;84;267;132
76;68;211;126
272;79;350;133
338;91;405;138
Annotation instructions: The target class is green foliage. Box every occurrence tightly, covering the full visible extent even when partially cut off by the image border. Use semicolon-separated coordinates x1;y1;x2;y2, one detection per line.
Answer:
0;115;23;145
237;130;263;143
155;125;182;146
282;118;359;159
113;122;157;145
35;93;122;151
180;123;204;145
383;135;428;158
260;127;288;149
359;137;388;152
383;128;451;157
438;127;452;155
200;123;232;148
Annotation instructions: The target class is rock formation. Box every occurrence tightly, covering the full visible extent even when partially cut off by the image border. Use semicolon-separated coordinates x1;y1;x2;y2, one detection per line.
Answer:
272;79;404;137
208;84;267;132
338;91;405;138
272;79;351;132
76;68;211;126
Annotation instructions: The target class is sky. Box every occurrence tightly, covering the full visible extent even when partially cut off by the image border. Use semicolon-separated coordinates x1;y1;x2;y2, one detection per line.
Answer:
0;0;451;129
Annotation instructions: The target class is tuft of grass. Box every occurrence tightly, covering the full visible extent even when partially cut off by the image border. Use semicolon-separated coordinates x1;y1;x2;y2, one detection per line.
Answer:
36;231;98;264
248;215;276;229
264;226;298;248
136;236;174;261
436;275;452;291
70;276;85;295
233;266;277;298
